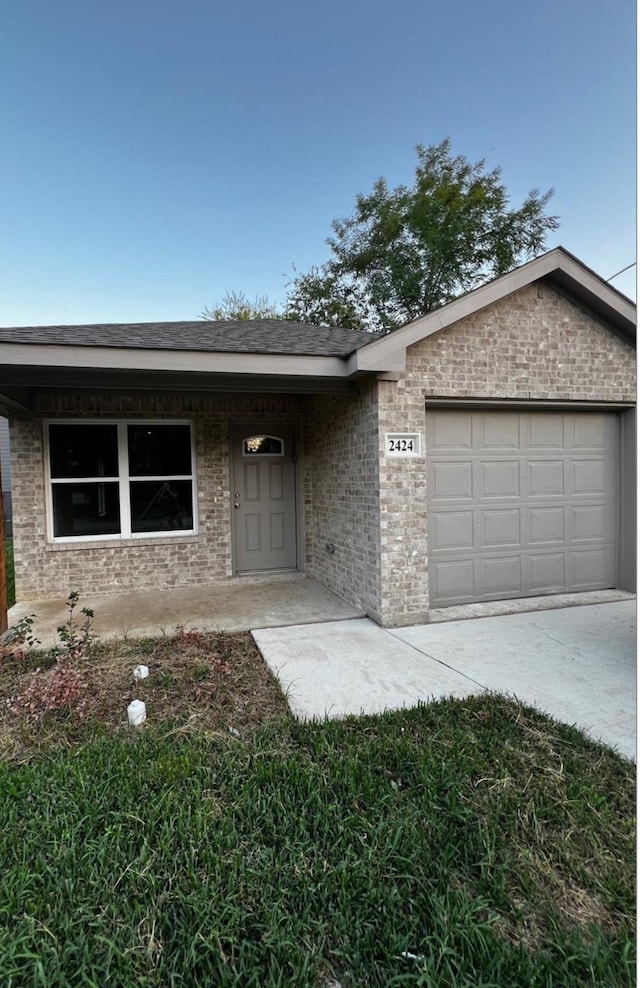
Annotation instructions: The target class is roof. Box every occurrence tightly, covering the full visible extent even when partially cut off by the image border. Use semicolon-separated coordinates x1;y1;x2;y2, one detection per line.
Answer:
0;319;380;358
0;247;634;416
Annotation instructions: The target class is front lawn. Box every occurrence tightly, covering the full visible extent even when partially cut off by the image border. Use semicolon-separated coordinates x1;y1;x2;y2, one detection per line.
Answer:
0;623;635;987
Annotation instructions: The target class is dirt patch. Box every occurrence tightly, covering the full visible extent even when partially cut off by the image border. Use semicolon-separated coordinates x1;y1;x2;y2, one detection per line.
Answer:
0;627;290;761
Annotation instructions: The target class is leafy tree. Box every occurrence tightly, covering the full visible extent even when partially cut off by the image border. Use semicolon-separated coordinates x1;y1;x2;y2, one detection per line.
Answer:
285;139;560;331
284;266;372;330
201;290;285;321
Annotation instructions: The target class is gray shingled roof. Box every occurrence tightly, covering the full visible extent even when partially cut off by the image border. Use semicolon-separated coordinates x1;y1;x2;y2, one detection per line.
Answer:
0;320;382;357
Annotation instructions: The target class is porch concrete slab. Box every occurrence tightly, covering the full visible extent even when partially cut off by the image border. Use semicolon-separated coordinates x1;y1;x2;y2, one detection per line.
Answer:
7;577;364;647
254;602;636;760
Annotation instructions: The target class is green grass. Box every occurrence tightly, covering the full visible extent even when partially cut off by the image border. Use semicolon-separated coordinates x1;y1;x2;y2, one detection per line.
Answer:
0;695;635;987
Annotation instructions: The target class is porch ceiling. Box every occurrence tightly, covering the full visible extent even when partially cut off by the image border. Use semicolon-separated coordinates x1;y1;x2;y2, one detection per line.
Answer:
0;363;361;416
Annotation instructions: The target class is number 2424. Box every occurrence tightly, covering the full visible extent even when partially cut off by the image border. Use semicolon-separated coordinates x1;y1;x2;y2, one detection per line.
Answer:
388;438;415;452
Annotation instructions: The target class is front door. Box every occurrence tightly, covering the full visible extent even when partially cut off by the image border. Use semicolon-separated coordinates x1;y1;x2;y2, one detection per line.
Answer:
231;424;298;572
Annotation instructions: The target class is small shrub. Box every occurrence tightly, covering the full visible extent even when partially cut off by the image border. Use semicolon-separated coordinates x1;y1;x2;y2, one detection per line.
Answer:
9;662;89;724
8;591;95;724
1;613;40;661
50;590;95;663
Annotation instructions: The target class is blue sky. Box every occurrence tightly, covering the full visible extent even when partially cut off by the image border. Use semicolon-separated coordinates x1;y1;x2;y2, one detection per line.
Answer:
1;0;635;325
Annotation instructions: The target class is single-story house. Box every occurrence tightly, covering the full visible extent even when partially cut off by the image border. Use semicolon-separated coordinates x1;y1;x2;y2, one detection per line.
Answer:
0;247;635;627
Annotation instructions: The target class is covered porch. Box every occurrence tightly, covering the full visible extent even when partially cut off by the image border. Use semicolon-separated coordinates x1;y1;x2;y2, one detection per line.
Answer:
0;319;386;623
7;575;364;649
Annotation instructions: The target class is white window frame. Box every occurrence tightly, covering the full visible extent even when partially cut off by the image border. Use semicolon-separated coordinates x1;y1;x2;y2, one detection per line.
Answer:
44;419;198;543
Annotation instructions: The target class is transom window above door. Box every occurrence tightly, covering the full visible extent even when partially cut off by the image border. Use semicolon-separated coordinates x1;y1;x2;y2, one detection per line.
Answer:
46;421;196;541
242;435;284;456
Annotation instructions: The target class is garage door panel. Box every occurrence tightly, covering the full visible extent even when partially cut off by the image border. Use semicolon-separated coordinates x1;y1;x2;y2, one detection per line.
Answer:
479;460;520;497
479;413;520;450
431;460;473;499
527;414;565;450
571;459;615;496
477;555;521;596
480;508;520;547
426;410;618;607
430;559;475;603
528;460;564;496
570;547;616;590
527;552;566;593
569;504;616;542
572;413;615;449
431;510;474;550
527;506;565;544
430;411;473;450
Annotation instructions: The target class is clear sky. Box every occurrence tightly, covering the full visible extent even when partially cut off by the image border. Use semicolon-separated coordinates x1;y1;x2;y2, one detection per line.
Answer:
1;0;636;326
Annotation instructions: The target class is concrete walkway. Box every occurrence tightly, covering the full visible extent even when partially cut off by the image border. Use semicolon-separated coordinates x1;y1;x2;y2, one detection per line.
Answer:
253;601;637;760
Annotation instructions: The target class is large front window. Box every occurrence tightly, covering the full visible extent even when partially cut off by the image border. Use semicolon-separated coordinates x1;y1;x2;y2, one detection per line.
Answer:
46;421;196;540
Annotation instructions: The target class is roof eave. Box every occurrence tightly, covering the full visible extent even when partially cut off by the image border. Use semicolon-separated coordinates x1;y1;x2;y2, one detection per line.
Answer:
0;343;351;379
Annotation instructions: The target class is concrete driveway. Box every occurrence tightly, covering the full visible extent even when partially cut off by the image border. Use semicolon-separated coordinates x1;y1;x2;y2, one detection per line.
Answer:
253;601;636;760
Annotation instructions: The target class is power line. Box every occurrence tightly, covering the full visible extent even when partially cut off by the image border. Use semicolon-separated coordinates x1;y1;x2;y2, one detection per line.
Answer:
606;262;636;283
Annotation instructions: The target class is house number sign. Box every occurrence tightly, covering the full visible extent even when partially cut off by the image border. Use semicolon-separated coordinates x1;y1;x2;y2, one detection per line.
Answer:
385;433;422;457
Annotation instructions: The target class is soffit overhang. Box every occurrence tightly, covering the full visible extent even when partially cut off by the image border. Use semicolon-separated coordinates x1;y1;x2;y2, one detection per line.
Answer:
0;350;362;416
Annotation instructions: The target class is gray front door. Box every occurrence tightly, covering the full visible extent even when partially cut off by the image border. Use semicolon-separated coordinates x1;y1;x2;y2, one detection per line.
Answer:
426;409;618;606
231;424;298;573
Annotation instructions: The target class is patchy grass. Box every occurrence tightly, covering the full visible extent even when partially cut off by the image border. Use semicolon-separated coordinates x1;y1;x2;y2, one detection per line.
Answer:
0;627;288;761
0;628;635;987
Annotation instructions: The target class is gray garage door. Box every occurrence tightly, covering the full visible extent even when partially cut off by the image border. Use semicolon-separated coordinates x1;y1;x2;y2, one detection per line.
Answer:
426;409;618;607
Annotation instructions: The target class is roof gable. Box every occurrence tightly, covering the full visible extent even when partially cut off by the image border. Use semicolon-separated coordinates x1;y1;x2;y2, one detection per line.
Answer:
350;247;636;373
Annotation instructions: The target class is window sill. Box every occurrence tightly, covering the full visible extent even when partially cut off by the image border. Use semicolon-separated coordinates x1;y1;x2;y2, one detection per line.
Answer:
45;535;200;552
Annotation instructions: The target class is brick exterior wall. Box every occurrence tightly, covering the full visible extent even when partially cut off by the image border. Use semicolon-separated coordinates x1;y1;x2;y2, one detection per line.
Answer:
307;381;381;618
11;393;311;600
375;283;637;625
377;380;430;624
411;284;636;403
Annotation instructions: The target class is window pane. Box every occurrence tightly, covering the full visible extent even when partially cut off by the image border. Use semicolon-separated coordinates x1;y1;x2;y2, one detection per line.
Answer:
130;481;193;533
52;483;120;537
49;424;118;478
243;435;284;455
128;425;192;477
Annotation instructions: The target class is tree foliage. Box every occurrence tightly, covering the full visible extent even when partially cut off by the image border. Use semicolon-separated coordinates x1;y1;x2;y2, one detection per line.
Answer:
286;139;560;331
201;291;285;321
284;267;372;330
